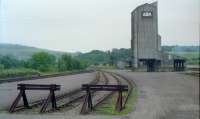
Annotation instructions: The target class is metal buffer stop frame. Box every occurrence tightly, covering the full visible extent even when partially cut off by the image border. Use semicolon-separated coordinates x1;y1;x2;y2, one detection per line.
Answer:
81;84;128;114
9;84;61;113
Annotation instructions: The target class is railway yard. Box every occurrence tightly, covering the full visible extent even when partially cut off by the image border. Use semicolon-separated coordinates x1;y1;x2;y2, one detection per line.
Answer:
0;1;199;119
0;70;199;119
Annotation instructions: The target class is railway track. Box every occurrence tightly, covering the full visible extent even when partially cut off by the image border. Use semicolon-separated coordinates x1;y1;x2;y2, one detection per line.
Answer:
13;72;101;113
49;71;109;114
11;71;134;115
109;72;134;109
80;71;134;114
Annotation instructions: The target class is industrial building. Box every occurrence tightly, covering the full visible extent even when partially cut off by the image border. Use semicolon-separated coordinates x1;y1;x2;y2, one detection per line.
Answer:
131;2;185;71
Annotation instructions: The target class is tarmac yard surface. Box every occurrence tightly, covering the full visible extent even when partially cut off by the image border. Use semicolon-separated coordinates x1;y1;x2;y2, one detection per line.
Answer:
0;72;95;109
115;71;199;119
0;71;199;119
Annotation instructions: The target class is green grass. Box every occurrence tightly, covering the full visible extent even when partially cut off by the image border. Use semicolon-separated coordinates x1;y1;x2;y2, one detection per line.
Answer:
39;69;85;76
0;68;87;80
0;68;41;79
95;85;138;115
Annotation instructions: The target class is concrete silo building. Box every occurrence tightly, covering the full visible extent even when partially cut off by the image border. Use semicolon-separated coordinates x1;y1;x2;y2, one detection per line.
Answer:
131;2;161;71
131;2;185;71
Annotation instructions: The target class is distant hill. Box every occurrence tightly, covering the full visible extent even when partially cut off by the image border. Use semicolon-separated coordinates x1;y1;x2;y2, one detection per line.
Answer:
0;44;66;60
162;46;199;65
162;46;199;52
0;44;199;65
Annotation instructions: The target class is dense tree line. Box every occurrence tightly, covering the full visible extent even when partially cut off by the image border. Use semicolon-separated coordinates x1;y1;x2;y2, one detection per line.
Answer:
58;54;86;71
0;55;25;69
75;49;131;66
0;52;87;72
26;52;56;72
0;46;199;72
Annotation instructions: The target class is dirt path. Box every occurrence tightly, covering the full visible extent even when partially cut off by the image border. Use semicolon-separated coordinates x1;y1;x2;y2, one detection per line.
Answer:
114;71;199;119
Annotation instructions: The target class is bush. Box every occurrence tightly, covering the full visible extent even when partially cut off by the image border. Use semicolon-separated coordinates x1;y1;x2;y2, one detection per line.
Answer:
0;64;4;71
58;54;73;71
0;55;24;69
0;68;41;79
27;52;56;72
58;54;88;72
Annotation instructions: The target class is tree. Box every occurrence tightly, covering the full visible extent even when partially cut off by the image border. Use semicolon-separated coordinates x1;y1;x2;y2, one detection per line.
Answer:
58;54;73;71
79;61;88;69
108;51;114;66
58;54;88;71
71;59;80;69
0;64;4;71
28;52;56;72
0;55;22;69
72;59;87;70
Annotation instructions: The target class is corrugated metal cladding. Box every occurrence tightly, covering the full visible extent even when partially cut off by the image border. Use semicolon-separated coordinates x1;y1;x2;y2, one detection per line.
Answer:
131;2;161;68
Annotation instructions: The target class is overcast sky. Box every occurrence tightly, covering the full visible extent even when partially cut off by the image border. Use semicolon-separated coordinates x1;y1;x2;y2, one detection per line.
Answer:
0;0;199;52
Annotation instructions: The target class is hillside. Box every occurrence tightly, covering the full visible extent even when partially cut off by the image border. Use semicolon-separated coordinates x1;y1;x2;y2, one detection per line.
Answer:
0;44;66;60
162;46;199;65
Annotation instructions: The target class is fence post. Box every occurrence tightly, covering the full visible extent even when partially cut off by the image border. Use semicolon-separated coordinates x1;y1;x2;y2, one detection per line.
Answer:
21;85;30;108
115;87;123;111
87;86;93;110
50;84;57;110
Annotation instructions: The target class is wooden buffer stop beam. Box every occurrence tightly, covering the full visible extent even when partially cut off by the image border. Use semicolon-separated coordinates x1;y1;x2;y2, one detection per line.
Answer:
9;84;61;113
81;84;128;113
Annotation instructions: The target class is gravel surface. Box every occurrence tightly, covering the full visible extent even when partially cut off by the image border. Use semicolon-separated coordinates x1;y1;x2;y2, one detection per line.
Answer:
0;72;96;110
0;70;199;119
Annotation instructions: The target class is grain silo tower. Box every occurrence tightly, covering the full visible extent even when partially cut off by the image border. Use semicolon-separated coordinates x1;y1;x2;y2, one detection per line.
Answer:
131;2;162;71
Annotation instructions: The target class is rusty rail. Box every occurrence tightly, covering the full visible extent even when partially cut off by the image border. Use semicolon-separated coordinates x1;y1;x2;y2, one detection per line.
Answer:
80;72;130;114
